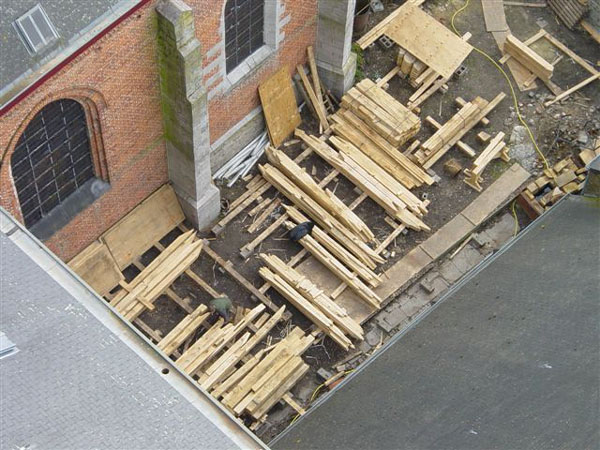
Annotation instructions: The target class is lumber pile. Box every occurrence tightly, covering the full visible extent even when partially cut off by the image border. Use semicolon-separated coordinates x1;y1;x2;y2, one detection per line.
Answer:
411;93;506;169
157;304;210;356
518;150;597;218
218;327;314;420
548;0;588;29
330;108;433;190
296;129;430;232
260;254;363;350
176;304;266;376
285;205;381;287
199;306;286;391
341;79;420;147
463;132;511;191
110;230;203;321
503;35;554;81
282;220;382;309
259;163;384;267
265;146;375;242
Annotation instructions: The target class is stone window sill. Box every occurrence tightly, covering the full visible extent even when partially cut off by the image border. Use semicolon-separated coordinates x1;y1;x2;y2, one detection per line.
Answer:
224;45;273;91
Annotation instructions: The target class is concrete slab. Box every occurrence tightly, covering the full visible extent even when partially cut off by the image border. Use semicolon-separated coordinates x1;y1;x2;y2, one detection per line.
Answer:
377;246;433;299
450;245;486;273
461;163;530;225
376;305;409;332
420;214;474;260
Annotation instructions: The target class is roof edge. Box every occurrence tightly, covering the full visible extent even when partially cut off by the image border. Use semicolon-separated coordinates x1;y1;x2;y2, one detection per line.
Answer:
0;0;150;118
0;206;268;450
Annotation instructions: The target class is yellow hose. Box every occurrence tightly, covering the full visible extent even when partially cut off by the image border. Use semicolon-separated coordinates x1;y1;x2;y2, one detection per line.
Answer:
450;0;550;171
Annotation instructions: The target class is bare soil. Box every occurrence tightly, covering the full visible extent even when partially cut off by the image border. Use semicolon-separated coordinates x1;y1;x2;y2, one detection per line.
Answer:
130;0;599;442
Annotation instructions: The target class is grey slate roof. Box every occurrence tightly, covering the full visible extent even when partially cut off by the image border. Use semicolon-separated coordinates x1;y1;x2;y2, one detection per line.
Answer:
0;208;264;450
0;0;138;108
273;195;600;450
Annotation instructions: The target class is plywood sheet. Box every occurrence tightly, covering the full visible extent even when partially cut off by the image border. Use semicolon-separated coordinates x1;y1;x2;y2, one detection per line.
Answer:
102;184;185;270
481;0;509;32
69;240;123;296
259;66;301;147
385;4;473;79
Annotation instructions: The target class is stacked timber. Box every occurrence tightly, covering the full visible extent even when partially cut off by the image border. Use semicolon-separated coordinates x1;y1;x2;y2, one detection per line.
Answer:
296;129;430;232
198;306;287;391
503;35;554;81
341;79;420;146
330;109;434;189
258;163;385;268
265;146;375;242
157;304;210;356
519;149;597;217
285;205;381;287
548;0;588;30
412;93;506;169
218;327;314;420
260;254;364;350
110;230;203;321
176;304;266;376
282;220;382;309
463;132;511;191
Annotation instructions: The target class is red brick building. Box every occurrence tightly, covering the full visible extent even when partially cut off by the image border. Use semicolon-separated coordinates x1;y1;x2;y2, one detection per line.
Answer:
0;0;355;261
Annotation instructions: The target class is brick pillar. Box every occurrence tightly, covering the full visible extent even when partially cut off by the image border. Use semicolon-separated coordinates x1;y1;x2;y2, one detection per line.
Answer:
315;0;357;98
156;0;220;230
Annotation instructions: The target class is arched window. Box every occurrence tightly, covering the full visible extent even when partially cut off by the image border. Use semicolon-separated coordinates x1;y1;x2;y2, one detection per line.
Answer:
224;0;265;73
11;99;96;228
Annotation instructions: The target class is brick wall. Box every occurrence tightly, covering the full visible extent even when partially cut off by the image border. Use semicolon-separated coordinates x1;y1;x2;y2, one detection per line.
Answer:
192;0;318;144
0;0;318;261
0;2;167;261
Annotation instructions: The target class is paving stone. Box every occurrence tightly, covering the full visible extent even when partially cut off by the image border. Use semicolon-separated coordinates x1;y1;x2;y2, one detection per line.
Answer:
376;306;409;333
461;163;530;226
439;259;466;283
365;326;384;346
420;214;474;260
377;246;433;299
451;245;486;273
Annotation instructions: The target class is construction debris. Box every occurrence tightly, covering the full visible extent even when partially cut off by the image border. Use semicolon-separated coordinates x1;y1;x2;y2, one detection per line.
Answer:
213;131;269;187
518;149;598;218
410;93;506;169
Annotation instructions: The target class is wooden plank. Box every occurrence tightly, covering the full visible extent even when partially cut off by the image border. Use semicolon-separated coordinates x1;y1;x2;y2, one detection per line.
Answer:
259;66;302;147
261;254;364;340
504;34;554;80
336;110;433;186
384;4;473;79
266;146;375;242
356;0;425;49
69;240;123;296
285;205;381;285
248;198;281;234
201;306;286;391
102;185;184;270
297;65;329;131
259;267;353;350
581;20;600;45
307;46;328;122
201;240;285;316
157;305;210;356
482;0;509;31
544;72;600;106
259;164;384;266
283;221;382;309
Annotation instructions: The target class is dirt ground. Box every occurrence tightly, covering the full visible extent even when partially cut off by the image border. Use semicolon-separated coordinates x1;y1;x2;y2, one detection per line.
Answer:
127;0;599;442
